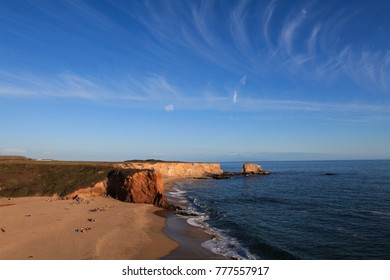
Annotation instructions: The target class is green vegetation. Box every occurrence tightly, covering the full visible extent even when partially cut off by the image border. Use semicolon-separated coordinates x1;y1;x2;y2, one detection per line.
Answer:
0;158;114;197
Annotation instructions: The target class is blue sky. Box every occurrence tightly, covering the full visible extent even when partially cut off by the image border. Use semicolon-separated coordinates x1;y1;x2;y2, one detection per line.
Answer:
1;0;390;161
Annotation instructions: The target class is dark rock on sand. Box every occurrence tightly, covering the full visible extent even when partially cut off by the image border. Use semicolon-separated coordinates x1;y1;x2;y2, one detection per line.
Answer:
175;211;198;217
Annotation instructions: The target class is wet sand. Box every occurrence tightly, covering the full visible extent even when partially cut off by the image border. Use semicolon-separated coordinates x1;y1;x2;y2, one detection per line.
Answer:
0;196;178;260
162;177;226;260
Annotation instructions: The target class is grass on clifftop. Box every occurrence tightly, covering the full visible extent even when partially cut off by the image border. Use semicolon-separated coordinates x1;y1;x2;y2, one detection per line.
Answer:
0;159;113;197
124;159;183;163
0;156;216;197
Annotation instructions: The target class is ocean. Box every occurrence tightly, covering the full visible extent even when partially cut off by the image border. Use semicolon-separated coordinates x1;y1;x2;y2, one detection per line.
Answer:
167;160;390;260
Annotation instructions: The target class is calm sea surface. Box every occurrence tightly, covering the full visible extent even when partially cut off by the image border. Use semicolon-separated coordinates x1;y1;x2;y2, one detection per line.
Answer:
168;160;390;259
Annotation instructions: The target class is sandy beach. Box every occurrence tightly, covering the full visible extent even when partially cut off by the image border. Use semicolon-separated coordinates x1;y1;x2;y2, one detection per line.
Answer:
0;196;178;260
0;174;223;260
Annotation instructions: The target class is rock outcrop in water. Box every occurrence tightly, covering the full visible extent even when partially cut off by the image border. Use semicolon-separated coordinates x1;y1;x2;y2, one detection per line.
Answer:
210;162;271;179
241;163;271;175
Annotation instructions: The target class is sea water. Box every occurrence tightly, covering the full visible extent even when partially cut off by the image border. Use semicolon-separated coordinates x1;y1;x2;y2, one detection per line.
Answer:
168;160;390;259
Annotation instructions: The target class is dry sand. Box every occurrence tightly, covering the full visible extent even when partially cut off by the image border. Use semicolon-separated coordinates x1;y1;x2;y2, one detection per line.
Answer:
0;196;178;260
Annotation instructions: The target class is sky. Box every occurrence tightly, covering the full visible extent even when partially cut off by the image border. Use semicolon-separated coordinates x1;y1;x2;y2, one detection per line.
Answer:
1;0;390;162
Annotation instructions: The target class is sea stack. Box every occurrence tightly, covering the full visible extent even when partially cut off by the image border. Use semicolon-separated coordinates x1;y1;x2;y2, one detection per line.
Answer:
241;163;271;175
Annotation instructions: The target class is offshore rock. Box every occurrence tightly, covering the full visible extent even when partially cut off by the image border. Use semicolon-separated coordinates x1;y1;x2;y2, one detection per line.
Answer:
106;169;171;209
241;163;271;175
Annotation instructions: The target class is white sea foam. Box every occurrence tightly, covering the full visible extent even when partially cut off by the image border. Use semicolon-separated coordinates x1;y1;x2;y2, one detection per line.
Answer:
168;187;187;198
187;215;208;228
171;181;257;259
184;211;257;260
201;226;257;260
371;211;390;216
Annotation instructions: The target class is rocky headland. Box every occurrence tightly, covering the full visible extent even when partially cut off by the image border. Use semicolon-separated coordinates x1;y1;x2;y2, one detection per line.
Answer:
0;157;270;209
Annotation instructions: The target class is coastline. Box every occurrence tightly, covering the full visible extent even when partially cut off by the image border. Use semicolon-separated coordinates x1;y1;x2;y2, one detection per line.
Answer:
0;177;224;260
161;177;226;260
0;196;178;260
0;160;231;260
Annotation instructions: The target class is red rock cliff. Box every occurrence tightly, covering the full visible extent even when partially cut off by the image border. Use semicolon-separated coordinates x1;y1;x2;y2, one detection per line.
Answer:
106;169;171;209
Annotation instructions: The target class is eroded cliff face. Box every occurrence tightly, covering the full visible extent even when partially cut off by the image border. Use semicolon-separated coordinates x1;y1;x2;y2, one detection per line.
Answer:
64;162;224;208
106;169;171;209
66;181;107;199
114;162;223;178
65;169;171;209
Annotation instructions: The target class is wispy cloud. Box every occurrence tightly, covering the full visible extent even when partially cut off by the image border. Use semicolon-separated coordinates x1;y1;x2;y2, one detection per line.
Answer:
346;50;390;91
229;0;251;52
1;1;389;122
234;98;389;114
232;74;247;105
1;148;27;155
0;69;147;101
239;75;247;86
279;8;307;56
263;0;277;51
0;69;184;109
3;1;389;96
0;86;35;97
164;104;174;111
1;68;389;123
232;90;238;104
61;0;127;34
307;24;322;55
191;1;216;47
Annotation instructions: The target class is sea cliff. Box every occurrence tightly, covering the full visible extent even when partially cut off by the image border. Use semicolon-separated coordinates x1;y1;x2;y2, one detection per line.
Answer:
114;161;223;178
0;158;223;207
